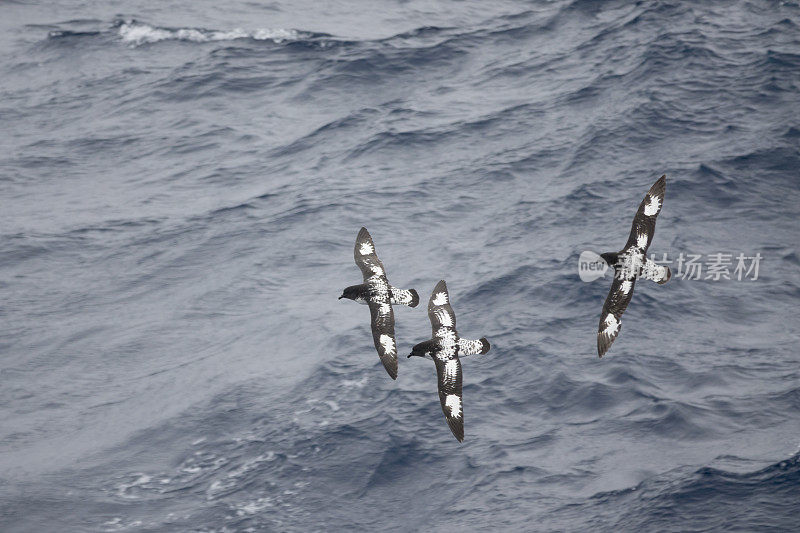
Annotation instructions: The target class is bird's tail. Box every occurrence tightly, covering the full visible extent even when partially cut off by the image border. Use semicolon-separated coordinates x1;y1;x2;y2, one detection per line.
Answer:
391;287;419;308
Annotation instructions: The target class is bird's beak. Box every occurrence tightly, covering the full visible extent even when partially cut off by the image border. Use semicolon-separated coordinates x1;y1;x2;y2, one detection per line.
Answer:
338;295;344;299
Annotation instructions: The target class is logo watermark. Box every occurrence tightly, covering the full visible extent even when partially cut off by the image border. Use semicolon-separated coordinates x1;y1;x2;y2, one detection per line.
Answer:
578;251;762;282
578;250;609;282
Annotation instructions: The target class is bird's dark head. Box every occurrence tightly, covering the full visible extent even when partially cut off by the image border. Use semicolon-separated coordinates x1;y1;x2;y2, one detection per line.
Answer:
339;285;360;301
407;346;425;358
600;252;619;267
408;341;436;359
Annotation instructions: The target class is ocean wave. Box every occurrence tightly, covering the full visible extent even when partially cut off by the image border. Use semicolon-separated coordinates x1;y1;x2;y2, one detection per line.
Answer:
116;21;302;46
582;451;800;531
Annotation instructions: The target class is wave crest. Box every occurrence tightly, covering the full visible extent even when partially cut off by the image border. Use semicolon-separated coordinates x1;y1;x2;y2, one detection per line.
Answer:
118;21;301;46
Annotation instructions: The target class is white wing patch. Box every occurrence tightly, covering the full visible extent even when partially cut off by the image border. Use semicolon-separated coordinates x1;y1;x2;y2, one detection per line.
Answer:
603;313;620;335
636;233;648;248
379;334;396;355
620;280;633;294
445;394;462;419
432;291;448;306
643;195;661;216
359;241;374;255
443;358;459;384
434;308;453;327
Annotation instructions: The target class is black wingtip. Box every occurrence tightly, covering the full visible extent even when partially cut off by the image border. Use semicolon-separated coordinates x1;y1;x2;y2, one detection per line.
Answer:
430;281;448;304
381;356;398;380
597;336;608;358
408;289;420;308
448;422;464;442
649;175;666;197
479;338;490;355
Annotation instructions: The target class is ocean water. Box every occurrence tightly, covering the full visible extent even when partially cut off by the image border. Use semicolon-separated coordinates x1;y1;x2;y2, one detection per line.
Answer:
1;0;799;531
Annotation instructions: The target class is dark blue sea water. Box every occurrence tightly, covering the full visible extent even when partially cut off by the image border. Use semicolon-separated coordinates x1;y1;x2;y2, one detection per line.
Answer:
2;1;799;531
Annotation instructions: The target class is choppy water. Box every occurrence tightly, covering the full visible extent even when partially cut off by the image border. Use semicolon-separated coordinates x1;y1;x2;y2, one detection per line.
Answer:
2;1;799;531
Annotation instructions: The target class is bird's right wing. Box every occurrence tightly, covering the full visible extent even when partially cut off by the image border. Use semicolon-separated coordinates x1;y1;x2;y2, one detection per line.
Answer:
597;275;636;357
433;353;464;442
624;175;666;252
354;227;386;281
368;301;398;380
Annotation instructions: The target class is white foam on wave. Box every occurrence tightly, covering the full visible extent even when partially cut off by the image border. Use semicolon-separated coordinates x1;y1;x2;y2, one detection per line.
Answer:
118;21;300;46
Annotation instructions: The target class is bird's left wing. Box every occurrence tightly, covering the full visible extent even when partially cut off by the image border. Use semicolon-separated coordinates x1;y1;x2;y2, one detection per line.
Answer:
597;275;636;357
427;280;457;338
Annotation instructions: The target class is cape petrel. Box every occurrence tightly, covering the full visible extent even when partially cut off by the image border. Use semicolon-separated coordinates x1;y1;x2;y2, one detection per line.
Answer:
597;175;671;358
408;280;490;442
339;227;419;379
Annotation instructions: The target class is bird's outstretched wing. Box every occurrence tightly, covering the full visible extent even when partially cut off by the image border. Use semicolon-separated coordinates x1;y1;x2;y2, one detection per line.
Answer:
597;275;636;357
624;175;666;252
428;280;457;339
368;301;398;379
433;353;464;442
354;227;386;281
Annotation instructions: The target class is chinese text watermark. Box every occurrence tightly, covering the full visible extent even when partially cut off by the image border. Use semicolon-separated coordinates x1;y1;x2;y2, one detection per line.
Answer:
578;251;762;282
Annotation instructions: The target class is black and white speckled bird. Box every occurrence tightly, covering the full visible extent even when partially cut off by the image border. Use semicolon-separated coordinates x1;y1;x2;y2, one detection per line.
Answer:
339;227;419;380
408;280;490;442
596;175;672;358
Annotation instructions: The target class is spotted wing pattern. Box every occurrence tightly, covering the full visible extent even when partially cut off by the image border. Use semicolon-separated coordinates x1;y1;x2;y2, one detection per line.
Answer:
597;275;636;357
368;300;398;379
354;227;386;281
624;175;666;253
